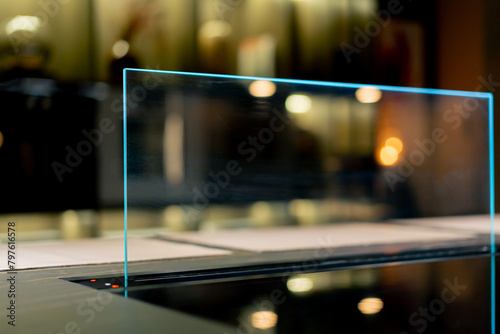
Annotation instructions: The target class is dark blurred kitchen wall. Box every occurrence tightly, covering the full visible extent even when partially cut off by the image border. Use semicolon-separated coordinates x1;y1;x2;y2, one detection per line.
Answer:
0;0;497;213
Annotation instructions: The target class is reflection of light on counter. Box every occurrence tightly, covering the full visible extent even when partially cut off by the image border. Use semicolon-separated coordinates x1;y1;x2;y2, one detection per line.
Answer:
358;297;383;315
385;137;403;153
249;80;276;97
199;20;232;39
379;146;398;166
112;40;130;59
287;277;314;293
0;131;4;148
251;311;278;329
5;16;41;35
285;94;311;113
355;87;382;103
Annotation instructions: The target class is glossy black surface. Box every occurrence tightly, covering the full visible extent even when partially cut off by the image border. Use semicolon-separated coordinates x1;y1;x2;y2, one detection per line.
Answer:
71;254;495;333
130;256;493;333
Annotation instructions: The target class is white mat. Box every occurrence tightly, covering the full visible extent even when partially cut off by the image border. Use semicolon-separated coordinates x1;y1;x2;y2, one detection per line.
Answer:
0;237;231;270
393;215;497;234
159;223;476;253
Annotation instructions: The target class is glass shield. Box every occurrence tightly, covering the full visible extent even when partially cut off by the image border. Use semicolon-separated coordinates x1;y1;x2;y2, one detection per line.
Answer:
123;69;494;297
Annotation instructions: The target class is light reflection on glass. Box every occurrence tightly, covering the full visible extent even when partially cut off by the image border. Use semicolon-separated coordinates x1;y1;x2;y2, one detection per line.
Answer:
285;94;312;113
248;80;276;97
358;297;384;315
355;86;382;104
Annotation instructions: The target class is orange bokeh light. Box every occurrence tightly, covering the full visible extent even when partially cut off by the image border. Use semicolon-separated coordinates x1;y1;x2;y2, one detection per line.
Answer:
385;137;403;153
379;146;399;166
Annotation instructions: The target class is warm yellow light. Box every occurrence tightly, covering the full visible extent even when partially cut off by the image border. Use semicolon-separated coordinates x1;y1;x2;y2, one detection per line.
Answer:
287;277;314;293
0;131;3;148
379;146;399;166
285;94;311;113
249;80;276;98
112;40;130;59
355;86;382;103
5;16;41;35
385;137;403;153
199;20;232;39
358;297;384;315
251;311;278;330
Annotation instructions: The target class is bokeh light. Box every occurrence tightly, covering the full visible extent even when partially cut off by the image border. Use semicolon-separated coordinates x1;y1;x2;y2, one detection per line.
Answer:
249;80;276;97
287;277;314;293
112;40;130;59
355;86;382;103
385;137;403;153
251;311;278;329
285;94;312;113
379;146;399;166
358;297;384;315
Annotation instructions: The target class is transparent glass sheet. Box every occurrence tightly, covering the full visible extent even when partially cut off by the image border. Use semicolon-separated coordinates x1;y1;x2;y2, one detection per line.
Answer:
124;70;494;288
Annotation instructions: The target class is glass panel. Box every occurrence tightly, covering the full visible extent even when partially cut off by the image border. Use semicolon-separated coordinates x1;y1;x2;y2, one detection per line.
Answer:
123;70;494;299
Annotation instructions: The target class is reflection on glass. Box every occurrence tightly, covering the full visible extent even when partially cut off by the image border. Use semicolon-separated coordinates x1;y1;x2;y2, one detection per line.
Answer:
357;297;384;315
285;94;312;113
249;80;276;97
355;86;382;103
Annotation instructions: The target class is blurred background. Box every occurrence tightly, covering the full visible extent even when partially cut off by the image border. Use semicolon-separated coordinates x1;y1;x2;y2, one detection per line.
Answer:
0;0;498;241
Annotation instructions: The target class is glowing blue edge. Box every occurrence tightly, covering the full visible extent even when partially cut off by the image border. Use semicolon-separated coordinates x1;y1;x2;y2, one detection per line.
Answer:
489;94;495;334
123;68;492;99
123;69;128;298
123;68;495;322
